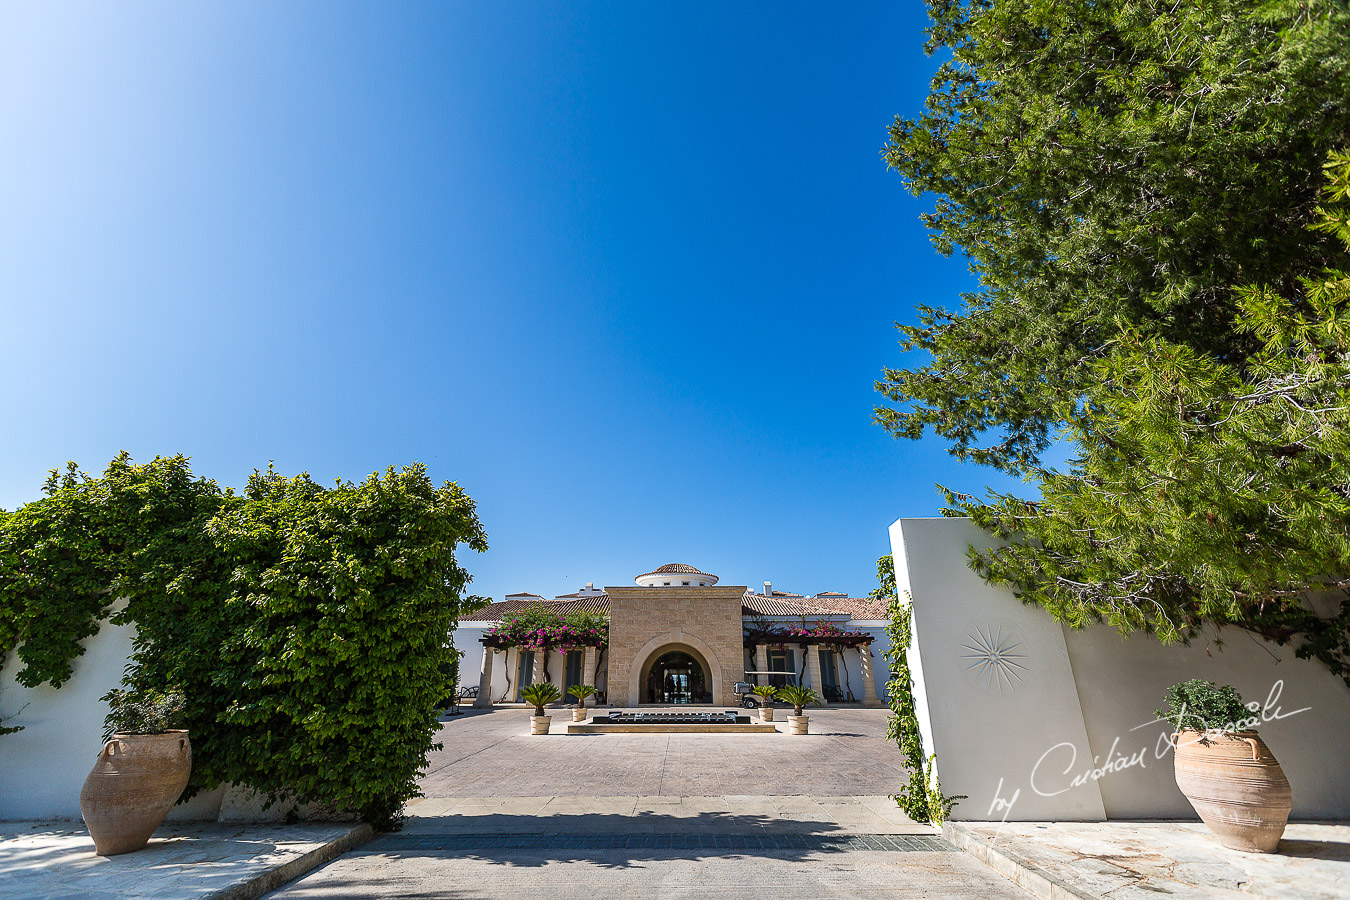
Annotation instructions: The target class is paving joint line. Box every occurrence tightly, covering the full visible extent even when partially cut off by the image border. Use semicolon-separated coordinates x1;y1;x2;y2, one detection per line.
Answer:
420;729;521;779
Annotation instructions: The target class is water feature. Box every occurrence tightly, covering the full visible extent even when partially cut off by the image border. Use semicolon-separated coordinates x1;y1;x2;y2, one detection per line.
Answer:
595;710;750;725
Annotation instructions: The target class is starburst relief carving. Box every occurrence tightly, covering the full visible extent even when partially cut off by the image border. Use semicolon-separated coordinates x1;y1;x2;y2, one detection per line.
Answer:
961;625;1028;693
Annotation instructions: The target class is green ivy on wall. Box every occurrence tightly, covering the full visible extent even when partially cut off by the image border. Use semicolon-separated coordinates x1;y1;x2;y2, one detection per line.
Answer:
0;453;487;829
873;554;963;825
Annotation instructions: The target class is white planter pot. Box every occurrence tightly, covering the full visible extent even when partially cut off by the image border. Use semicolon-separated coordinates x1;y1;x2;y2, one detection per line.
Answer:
572;708;587;722
787;715;809;735
759;707;774;722
530;715;551;735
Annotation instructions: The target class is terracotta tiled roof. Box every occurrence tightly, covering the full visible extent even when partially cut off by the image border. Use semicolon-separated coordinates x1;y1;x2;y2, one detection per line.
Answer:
800;596;891;619
463;595;610;623
740;591;888;620
638;562;715;579
741;595;850;618
465;589;886;624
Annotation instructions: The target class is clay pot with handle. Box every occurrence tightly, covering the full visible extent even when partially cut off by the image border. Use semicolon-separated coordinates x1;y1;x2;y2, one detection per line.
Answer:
80;731;192;856
1172;729;1291;853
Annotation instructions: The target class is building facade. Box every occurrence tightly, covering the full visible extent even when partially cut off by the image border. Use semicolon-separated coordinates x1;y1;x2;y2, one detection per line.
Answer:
456;563;890;709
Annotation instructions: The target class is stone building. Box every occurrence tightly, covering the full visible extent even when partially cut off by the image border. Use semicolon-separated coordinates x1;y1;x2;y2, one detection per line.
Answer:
456;563;888;709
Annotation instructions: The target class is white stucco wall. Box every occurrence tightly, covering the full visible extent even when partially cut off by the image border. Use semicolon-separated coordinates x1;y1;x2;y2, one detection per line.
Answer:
0;613;136;820
0;611;218;822
890;516;1350;822
2;612;293;823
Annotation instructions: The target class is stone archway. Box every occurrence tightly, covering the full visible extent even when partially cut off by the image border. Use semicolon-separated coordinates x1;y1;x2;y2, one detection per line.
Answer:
628;632;725;705
639;645;712;704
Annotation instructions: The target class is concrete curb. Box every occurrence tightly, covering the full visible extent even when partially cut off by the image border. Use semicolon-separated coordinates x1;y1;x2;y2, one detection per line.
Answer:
206;822;375;900
943;822;1099;900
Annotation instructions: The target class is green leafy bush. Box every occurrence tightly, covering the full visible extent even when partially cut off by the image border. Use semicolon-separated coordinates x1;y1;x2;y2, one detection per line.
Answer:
0;454;487;830
1157;679;1254;733
101;687;186;741
520;682;561;716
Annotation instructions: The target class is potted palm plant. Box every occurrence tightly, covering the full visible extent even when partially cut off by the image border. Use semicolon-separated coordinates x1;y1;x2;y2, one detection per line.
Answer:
1158;679;1291;852
520;682;562;734
568;684;597;722
80;688;190;856
750;684;778;721
776;685;820;735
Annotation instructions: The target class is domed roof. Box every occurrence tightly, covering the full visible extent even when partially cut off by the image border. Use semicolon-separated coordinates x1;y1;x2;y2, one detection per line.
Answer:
647;563;704;576
635;562;719;586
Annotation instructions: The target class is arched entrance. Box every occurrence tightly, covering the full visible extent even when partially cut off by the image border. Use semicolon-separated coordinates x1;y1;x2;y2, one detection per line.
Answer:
639;646;712;704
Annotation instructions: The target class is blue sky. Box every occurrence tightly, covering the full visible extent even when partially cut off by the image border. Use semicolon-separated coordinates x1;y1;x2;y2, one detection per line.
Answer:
0;3;1019;600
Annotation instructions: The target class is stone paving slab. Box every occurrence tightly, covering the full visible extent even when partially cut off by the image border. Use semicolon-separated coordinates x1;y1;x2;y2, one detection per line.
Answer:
420;707;908;798
267;837;1033;899
401;794;936;835
947;820;1350;900
0;820;371;899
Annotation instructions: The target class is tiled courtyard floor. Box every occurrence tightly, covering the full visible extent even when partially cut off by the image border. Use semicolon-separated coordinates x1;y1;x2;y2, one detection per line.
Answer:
418;706;909;797
265;708;1036;898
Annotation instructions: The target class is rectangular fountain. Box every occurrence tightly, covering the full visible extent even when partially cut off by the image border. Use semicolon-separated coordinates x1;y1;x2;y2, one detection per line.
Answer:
566;709;778;734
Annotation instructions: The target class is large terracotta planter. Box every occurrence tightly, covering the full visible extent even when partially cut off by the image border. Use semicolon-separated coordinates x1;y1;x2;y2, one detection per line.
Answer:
1173;729;1291;853
80;731;191;856
759;707;774;722
530;715;551;735
787;715;809;735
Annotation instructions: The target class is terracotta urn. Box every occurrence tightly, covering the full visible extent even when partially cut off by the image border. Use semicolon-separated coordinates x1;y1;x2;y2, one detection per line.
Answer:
530;715;551;735
1172;729;1291;852
787;715;809;735
80;731;191;856
759;707;774;722
572;708;587;722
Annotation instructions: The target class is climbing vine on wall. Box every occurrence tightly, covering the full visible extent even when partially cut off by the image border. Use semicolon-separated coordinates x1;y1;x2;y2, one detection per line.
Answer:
0;454;487;829
874;554;963;825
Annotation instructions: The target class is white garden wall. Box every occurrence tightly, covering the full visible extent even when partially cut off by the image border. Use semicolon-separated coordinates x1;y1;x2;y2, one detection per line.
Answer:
3;610;223;822
0;611;137;820
890;517;1350;821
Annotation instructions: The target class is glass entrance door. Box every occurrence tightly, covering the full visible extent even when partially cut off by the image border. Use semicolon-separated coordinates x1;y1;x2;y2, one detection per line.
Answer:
646;650;707;704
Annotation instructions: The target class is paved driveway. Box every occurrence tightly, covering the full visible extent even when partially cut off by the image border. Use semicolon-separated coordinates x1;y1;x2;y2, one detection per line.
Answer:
264;708;1033;898
419;707;909;797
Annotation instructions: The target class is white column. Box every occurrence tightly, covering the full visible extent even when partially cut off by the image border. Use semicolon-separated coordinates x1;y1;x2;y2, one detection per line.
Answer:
582;646;597;687
474;644;495;708
859;643;878;705
805;644;824;698
532;650;545;689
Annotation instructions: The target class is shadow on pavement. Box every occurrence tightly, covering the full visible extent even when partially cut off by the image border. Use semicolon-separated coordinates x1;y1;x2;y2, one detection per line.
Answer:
358;809;855;869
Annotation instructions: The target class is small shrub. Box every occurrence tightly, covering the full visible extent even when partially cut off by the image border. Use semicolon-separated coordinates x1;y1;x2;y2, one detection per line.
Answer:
567;684;597;708
775;684;819;716
1156;679;1253;733
520;682;561;716
749;685;777;706
102;688;186;741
